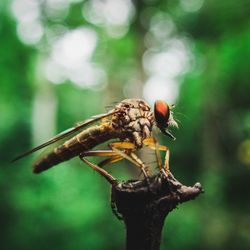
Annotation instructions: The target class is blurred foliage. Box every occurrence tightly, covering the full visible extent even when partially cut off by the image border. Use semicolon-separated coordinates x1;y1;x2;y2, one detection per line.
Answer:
1;0;250;249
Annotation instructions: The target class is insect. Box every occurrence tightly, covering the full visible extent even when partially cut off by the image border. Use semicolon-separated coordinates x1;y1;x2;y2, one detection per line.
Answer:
12;99;177;180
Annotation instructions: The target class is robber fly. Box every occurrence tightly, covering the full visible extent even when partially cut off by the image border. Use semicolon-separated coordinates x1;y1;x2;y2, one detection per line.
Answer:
12;99;177;179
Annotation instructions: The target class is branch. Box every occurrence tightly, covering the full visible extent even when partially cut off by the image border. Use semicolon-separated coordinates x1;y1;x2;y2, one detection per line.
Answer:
110;171;203;250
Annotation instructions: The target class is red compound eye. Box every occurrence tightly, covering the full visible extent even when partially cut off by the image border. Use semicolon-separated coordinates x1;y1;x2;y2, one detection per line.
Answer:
154;100;170;128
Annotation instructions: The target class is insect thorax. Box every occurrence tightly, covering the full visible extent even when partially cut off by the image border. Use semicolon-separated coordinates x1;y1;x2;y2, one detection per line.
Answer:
111;99;154;147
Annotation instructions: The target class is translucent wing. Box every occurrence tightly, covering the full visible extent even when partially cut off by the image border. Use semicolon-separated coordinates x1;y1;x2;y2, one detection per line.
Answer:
12;111;117;162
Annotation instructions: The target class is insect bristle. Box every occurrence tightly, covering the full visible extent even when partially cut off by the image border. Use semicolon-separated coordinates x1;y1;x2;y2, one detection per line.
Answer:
169;111;179;129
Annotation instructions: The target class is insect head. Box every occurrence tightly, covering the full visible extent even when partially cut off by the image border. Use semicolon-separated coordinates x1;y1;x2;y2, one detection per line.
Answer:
154;100;178;140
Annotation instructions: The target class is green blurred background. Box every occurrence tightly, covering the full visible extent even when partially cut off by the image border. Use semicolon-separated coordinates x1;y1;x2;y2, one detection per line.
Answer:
1;0;250;249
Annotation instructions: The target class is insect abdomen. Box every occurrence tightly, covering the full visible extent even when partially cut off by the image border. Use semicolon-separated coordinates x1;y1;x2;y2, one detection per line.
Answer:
33;124;117;174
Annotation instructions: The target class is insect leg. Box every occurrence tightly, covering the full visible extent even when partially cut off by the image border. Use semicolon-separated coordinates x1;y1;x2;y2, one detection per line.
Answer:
81;150;119;157
143;137;170;176
108;141;136;150
79;154;117;185
129;152;150;178
81;149;124;167
109;147;141;169
109;142;150;178
143;137;163;170
98;155;124;167
163;148;170;173
143;137;168;151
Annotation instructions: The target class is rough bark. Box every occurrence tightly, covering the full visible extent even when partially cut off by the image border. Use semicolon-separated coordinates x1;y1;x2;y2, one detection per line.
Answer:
111;172;203;250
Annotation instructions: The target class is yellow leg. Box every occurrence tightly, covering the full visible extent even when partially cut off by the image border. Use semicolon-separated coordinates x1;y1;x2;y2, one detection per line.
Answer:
109;141;136;150
81;146;148;177
98;155;124;167
81;149;125;168
79;149;126;183
143;137;170;174
81;150;119;157
163;149;170;172
82;143;140;170
79;155;117;185
109;142;150;178
143;137;168;151
129;152;150;177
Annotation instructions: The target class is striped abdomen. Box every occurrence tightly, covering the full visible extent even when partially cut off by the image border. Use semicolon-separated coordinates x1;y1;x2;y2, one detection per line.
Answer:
33;124;119;174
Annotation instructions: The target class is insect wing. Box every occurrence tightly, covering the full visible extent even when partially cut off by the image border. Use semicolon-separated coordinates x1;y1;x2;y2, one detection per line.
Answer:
12;111;117;162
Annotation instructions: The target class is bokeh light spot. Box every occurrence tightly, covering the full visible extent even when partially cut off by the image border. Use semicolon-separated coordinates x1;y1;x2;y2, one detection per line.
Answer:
83;0;135;38
180;0;204;12
11;0;43;45
143;76;178;105
44;27;107;89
